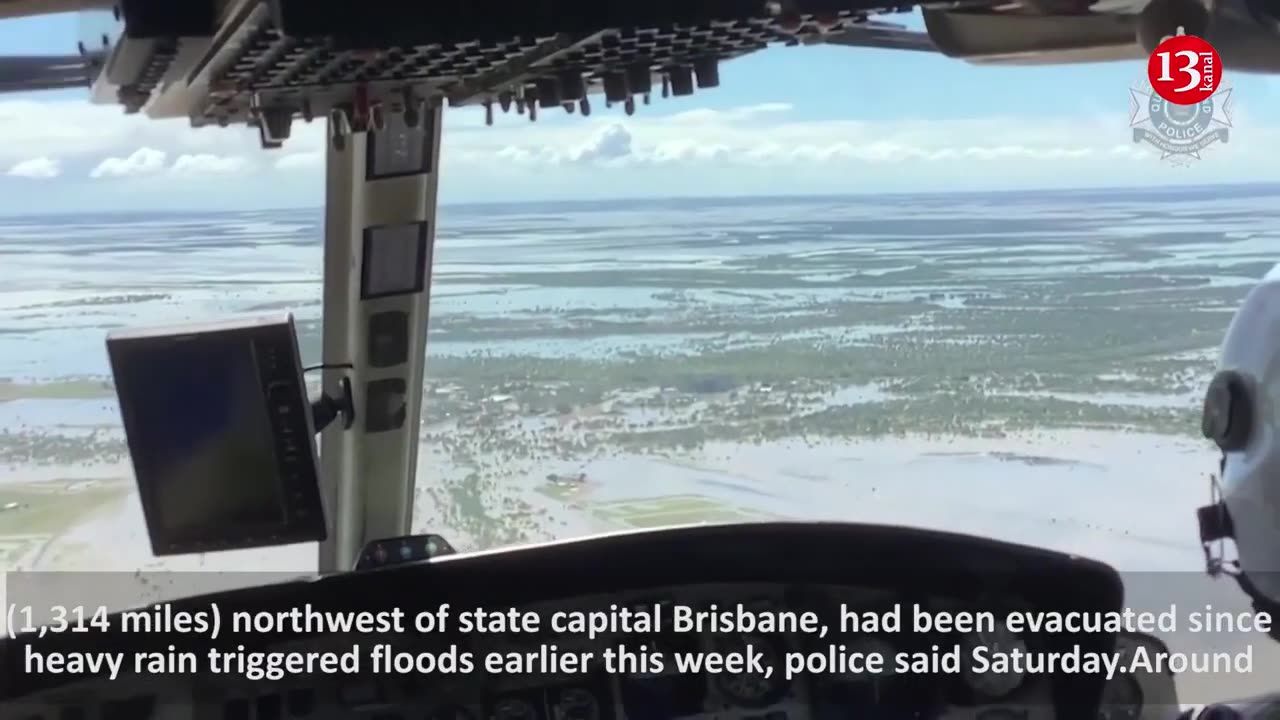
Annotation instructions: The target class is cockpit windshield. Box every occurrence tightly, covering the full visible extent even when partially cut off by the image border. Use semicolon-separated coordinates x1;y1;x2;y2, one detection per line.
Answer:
0;9;1272;588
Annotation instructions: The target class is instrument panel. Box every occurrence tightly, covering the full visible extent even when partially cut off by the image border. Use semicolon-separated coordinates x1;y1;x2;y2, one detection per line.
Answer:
16;583;1162;720
0;523;1139;720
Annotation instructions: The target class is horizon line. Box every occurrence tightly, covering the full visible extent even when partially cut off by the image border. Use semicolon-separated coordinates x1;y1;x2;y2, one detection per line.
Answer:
2;180;1278;218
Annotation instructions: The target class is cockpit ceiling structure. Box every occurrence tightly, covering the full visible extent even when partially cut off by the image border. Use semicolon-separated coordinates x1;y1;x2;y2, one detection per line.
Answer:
17;0;1280;132
0;1;935;135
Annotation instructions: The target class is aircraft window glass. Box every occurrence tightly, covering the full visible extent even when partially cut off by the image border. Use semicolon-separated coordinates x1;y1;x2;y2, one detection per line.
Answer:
0;15;1268;707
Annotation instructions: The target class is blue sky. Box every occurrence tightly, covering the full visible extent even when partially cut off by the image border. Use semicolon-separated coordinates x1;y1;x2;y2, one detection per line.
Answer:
2;11;1279;212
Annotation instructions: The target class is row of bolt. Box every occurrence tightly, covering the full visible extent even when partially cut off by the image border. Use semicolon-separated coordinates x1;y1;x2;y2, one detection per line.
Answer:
482;56;721;124
323;86;433;150
302;54;722;148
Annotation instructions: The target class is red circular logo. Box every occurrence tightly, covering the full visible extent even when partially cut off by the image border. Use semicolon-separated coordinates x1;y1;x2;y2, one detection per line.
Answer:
1147;34;1222;105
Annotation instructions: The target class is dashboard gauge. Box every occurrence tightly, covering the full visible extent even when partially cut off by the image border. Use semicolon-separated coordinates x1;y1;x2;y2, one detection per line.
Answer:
843;637;896;680
962;621;1027;700
427;706;477;720
626;659;670;682
492;698;539;720
624;634;677;679
1097;675;1144;720
976;709;1030;720
553;688;599;720
713;634;789;708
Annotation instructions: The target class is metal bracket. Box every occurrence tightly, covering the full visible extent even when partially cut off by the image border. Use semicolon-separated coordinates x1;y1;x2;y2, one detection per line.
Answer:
316;99;442;574
311;375;355;433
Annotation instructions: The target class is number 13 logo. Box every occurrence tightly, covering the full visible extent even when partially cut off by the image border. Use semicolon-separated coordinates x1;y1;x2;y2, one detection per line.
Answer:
1148;33;1221;105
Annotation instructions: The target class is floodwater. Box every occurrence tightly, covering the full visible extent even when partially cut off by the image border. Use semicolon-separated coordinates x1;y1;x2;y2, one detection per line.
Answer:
1;190;1275;376
17;430;1211;580
1;189;1277;704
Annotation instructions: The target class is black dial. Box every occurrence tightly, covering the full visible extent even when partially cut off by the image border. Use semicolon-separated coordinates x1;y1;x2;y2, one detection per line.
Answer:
492;698;538;720
1098;675;1143;720
427;707;477;720
554;688;599;720
976;710;1029;720
963;621;1027;700
626;637;672;679
712;633;789;708
841;637;896;681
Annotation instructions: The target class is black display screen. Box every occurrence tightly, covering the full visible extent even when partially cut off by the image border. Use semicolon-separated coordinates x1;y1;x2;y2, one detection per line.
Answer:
112;331;285;544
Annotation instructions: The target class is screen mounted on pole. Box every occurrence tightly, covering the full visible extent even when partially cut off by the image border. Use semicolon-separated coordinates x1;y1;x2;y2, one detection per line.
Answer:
106;314;327;556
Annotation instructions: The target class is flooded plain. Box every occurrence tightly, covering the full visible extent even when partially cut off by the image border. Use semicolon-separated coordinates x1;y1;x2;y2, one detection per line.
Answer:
3;189;1272;563
2;188;1278;704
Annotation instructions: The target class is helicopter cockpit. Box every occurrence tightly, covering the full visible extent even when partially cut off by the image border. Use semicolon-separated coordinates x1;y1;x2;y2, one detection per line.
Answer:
0;318;1180;718
1;2;1279;720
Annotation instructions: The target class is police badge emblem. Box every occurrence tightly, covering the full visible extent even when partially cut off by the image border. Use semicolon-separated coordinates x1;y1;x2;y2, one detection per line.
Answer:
1129;70;1233;166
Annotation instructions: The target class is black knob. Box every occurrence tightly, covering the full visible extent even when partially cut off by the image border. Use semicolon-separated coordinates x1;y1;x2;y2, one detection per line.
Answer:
1199;705;1243;720
667;66;694;96
557;69;586;101
1201;370;1252;451
603;72;629;103
536;78;561;108
693;57;720;88
626;63;652;95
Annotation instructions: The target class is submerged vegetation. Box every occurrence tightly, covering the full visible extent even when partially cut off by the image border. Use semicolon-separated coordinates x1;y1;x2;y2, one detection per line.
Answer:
0;245;1240;458
0;194;1265;549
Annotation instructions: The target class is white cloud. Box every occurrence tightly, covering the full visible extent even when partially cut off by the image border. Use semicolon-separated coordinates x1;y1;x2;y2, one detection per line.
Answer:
0;92;1272;210
471;109;1169;169
88;147;250;179
90;147;167;178
169;154;249;176
0;95;1173;176
6;157;60;179
274;151;323;171
663;102;794;125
